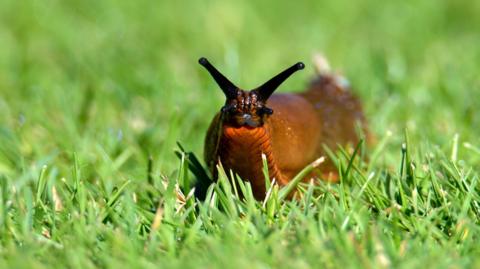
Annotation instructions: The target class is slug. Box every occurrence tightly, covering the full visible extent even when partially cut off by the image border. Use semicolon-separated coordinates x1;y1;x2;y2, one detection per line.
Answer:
199;56;367;200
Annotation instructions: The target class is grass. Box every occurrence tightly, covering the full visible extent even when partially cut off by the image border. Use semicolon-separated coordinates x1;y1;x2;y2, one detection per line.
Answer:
1;0;480;268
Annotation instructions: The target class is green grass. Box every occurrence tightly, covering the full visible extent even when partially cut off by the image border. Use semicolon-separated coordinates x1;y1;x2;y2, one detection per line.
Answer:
1;0;480;268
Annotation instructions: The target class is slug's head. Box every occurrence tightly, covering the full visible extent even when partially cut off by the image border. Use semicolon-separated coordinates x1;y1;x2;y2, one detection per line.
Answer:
199;57;304;127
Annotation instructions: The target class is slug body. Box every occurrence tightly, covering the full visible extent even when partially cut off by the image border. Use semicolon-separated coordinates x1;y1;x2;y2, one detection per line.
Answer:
200;57;367;200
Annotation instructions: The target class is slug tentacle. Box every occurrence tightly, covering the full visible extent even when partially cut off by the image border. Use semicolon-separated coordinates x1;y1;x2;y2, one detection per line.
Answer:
253;62;305;102
199;57;239;99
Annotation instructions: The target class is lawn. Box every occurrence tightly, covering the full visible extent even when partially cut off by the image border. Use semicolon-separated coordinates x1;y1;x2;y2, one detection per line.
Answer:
1;0;480;268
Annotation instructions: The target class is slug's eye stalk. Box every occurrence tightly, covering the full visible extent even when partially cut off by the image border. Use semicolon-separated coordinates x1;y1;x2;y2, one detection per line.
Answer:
258;106;273;116
221;103;236;113
199;57;239;99
254;62;305;102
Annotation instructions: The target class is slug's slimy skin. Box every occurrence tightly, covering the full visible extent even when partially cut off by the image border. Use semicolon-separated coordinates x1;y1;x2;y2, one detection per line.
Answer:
200;56;367;200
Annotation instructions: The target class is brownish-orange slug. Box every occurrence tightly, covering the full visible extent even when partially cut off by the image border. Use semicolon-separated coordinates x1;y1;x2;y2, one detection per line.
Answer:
199;56;367;200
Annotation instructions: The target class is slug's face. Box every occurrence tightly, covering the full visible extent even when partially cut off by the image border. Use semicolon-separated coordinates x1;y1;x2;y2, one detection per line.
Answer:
221;90;273;127
198;57;304;128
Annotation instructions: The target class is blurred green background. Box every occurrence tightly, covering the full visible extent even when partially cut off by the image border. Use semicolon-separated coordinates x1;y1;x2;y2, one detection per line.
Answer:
1;0;480;267
1;0;479;180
